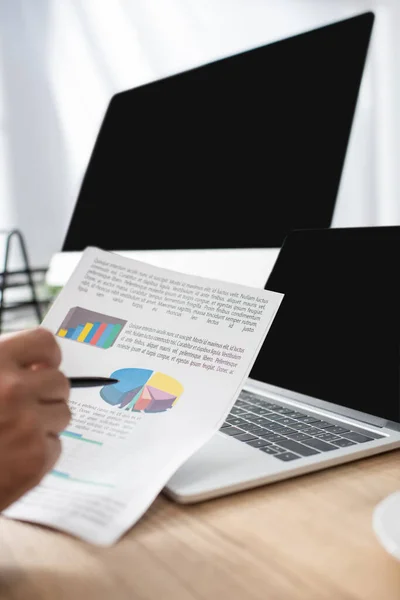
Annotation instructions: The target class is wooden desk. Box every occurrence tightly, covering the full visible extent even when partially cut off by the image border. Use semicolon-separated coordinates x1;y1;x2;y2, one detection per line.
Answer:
0;450;399;600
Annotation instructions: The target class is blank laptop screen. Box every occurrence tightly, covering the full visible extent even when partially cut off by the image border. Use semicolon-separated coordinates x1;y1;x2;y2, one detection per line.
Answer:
62;12;374;252
249;227;400;424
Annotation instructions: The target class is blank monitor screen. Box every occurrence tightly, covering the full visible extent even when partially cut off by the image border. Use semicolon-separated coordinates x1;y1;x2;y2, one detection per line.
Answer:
63;12;374;252
250;226;400;424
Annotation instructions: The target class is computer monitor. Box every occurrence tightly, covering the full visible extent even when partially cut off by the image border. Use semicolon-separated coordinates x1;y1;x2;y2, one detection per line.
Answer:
61;11;374;255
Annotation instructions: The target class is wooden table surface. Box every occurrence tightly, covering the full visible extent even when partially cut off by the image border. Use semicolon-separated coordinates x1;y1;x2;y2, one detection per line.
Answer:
0;450;399;600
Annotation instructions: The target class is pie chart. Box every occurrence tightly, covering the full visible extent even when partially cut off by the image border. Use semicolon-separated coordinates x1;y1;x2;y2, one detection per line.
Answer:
99;368;183;413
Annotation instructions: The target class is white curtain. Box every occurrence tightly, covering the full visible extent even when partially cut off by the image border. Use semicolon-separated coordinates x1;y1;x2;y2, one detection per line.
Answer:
0;0;399;267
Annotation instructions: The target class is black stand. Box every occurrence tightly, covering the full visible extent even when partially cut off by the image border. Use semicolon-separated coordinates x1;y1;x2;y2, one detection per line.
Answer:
0;229;47;334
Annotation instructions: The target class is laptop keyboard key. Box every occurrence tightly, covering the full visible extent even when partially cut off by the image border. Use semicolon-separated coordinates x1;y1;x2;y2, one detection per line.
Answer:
226;417;247;426
246;406;264;414
286;411;308;418
332;438;357;447
230;417;251;426
245;414;263;423
300;416;322;424
235;433;258;442
265;422;287;431
354;429;384;439
292;414;310;420
271;407;295;415
222;427;244;436
263;403;280;410
302;438;338;452
249;406;273;415
304;427;323;435
298;426;315;433
265;413;287;422
260;446;280;455
342;432;375;443
236;400;252;409
315;421;338;429
322;426;350;434
220;422;231;429
247;439;273;448
313;433;341;442
285;432;313;442
265;427;291;435
275;440;320;456
230;407;249;416
254;417;275;427
278;418;298;426
292;422;314;431
246;397;266;407
238;391;253;399
259;433;286;442
273;426;296;434
244;424;264;434
274;452;300;462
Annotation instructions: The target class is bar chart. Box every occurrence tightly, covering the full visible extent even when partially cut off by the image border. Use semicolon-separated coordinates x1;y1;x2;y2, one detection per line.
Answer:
50;470;115;488
60;430;103;445
56;306;127;349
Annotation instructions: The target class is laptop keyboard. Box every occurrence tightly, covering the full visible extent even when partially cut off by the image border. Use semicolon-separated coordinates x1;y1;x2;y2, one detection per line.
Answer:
220;390;385;462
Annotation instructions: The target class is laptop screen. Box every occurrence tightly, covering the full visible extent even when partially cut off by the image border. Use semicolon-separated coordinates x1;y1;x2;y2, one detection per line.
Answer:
249;227;400;424
62;12;374;252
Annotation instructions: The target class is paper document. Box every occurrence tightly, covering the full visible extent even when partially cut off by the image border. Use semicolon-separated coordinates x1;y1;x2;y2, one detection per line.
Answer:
4;247;283;545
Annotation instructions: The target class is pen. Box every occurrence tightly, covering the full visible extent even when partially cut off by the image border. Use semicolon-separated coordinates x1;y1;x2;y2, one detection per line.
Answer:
68;377;119;388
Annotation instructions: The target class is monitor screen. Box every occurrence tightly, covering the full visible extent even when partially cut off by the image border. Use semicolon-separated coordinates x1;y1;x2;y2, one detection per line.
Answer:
62;12;374;252
249;226;400;424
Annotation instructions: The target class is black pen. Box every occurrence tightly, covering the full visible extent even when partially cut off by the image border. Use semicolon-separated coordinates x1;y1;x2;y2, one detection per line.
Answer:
69;377;119;388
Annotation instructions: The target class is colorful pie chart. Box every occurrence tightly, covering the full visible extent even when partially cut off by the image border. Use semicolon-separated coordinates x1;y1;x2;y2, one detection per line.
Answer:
99;368;183;413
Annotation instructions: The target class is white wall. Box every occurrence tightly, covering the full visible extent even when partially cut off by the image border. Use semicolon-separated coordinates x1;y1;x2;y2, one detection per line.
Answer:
0;0;399;268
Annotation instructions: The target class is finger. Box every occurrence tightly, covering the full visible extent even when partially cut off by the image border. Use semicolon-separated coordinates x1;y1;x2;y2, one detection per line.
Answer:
38;434;63;480
37;402;71;435
27;368;70;403
0;328;62;369
30;363;48;372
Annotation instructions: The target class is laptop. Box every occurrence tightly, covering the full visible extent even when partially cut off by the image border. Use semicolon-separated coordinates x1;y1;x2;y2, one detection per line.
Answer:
165;226;400;502
61;12;374;256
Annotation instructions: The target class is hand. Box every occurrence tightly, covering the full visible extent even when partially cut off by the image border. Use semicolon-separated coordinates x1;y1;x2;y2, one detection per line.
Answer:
0;327;71;511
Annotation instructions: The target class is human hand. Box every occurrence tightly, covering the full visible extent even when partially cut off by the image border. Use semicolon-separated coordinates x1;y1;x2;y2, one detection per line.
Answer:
0;327;70;511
